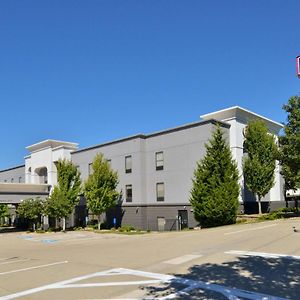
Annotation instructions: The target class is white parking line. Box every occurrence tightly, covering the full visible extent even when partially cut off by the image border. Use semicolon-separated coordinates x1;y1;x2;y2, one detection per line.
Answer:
224;223;278;235
0;260;68;276
0;267;287;300
225;250;300;260
57;280;161;288
163;254;202;265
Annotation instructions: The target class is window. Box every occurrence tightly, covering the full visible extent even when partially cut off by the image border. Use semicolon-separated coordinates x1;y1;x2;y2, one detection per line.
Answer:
125;185;132;202
125;156;132;173
88;163;93;175
155;151;164;170
18;177;22;183
156;182;165;202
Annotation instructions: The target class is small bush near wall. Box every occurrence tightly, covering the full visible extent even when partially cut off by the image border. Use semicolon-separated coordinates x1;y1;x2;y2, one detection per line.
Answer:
258;207;299;221
118;225;135;232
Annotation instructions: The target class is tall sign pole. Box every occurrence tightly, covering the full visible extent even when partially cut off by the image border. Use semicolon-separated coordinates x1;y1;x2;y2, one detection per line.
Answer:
297;56;300;77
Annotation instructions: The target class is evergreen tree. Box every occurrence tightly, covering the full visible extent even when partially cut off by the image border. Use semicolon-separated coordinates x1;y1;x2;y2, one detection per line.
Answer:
17;197;44;230
243;120;277;214
84;153;119;230
45;159;81;230
190;126;240;227
278;96;300;191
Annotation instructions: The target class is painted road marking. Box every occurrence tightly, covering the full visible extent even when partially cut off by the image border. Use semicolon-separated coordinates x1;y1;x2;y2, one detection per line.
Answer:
41;239;58;244
163;254;202;265
0;261;68;276
0;267;287;300
224;223;278;235
225;250;300;260
18;233;101;244
56;280;161;288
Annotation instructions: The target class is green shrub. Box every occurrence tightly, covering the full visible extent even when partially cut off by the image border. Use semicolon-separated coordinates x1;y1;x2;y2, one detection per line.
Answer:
118;225;135;232
73;226;83;231
236;219;247;224
258;210;287;221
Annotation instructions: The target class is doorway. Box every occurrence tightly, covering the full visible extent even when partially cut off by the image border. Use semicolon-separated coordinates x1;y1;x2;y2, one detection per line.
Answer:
178;210;188;230
157;217;165;231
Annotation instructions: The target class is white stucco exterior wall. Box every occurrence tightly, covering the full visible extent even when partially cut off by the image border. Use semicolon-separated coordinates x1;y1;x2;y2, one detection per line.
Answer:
201;106;284;203
25;140;78;187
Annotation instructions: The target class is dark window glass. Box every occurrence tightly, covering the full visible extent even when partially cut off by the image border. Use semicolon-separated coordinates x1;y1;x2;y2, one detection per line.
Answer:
125;156;132;173
156;182;164;202
126;185;132;202
155;151;164;170
88;163;93;175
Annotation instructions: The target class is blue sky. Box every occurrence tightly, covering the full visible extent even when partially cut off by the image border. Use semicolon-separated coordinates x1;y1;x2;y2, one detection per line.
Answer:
0;0;299;169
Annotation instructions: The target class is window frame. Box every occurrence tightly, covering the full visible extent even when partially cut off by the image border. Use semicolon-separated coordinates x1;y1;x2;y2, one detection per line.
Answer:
125;184;133;202
156;182;165;202
125;155;132;173
88;163;93;175
155;151;164;171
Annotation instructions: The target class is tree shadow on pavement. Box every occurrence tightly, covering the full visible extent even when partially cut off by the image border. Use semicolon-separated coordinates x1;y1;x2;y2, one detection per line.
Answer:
142;255;300;299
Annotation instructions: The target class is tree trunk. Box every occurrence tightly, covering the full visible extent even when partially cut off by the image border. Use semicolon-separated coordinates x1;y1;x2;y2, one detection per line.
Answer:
258;196;262;215
98;215;101;230
62;217;66;231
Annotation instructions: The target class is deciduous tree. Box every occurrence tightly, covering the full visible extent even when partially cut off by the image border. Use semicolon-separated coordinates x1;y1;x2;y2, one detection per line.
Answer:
243;120;277;214
45;159;81;230
278;96;300;191
84;153;119;230
0;204;10;226
17;198;44;230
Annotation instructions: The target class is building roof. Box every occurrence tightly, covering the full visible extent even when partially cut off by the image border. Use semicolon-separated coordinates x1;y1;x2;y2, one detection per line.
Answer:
26;139;78;153
0;183;50;193
201;106;283;132
73;119;230;154
0;164;25;173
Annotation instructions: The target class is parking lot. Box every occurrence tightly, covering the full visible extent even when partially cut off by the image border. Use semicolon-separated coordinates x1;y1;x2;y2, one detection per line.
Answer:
0;218;300;299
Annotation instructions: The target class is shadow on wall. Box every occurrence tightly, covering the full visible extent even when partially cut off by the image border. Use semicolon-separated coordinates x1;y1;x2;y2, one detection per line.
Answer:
106;205;125;228
106;193;125;228
142;255;300;299
243;201;270;214
242;184;271;214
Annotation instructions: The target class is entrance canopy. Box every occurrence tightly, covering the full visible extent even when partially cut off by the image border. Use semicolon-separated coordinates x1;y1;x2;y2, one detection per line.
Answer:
0;183;50;204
